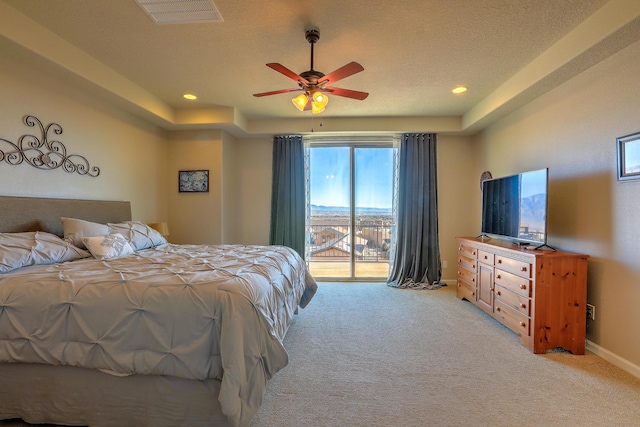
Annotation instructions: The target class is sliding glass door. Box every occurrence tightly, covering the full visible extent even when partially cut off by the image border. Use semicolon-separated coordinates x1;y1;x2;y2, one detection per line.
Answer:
308;146;351;278
307;142;396;280
353;148;395;278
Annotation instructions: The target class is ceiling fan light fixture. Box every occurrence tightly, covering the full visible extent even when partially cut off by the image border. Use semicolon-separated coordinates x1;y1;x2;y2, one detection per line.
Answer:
292;93;308;111
312;91;329;108
311;102;325;115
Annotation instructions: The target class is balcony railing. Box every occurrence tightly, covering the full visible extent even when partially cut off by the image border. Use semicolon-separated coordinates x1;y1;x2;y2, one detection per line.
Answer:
307;221;395;278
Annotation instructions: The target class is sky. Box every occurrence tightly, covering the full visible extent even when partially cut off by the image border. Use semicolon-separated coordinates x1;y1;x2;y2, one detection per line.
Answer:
520;168;548;198
309;146;394;209
622;137;640;173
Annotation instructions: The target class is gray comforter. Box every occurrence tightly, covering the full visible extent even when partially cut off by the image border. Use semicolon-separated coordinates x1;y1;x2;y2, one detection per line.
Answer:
0;243;317;427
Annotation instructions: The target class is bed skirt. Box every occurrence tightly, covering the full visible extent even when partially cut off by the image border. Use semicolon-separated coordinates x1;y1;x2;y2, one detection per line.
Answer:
0;363;231;426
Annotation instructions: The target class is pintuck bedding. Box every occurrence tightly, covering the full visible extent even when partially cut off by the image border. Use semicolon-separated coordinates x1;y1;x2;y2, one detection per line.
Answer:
0;216;317;427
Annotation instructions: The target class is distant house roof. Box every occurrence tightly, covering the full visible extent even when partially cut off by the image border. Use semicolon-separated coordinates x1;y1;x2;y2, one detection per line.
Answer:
311;233;368;256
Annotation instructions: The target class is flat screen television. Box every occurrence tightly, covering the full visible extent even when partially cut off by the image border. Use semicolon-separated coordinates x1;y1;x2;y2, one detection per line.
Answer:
481;168;548;247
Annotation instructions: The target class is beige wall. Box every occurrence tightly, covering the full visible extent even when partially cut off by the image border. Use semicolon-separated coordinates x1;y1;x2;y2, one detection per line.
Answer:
167;130;225;244
221;132;238;243
474;40;640;371
437;135;479;283
229;137;274;245
0;48;168;223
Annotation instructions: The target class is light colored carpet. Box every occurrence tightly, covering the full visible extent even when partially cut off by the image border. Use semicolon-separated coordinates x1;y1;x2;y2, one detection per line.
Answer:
2;283;639;426
249;282;640;427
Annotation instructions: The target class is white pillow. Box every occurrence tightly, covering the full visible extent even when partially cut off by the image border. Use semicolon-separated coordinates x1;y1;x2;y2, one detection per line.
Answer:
82;233;134;260
61;217;109;249
62;218;167;251
107;221;167;251
0;231;91;273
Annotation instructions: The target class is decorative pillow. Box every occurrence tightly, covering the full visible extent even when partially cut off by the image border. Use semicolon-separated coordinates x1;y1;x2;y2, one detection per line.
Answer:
61;217;109;249
107;221;167;251
0;231;92;273
82;233;135;260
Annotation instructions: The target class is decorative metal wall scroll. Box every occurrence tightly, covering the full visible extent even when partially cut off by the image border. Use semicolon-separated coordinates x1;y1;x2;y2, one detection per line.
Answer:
0;115;100;177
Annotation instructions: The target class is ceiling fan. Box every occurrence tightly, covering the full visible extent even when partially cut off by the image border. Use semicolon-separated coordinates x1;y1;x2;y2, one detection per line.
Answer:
253;28;369;114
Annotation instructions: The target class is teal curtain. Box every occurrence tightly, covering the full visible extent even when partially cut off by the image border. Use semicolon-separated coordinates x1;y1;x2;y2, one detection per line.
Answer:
269;135;306;258
387;133;443;290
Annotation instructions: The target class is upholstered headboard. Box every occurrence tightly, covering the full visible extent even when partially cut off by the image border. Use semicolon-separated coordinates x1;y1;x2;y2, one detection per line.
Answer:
0;196;132;237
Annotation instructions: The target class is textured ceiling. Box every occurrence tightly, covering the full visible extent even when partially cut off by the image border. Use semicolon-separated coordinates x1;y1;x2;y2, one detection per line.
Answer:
3;0;638;136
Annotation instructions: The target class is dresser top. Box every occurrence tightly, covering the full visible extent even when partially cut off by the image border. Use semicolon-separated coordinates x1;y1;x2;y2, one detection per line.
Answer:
457;236;589;259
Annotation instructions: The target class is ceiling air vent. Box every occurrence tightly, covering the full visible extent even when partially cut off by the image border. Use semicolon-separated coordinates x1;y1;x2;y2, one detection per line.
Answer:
135;0;223;24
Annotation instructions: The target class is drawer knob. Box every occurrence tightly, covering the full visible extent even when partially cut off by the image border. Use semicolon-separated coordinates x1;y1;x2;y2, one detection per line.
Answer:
520;303;527;309
519;322;526;327
521;267;527;272
497;259;502;264
496;274;501;279
496;291;501;296
520;285;527;290
472;251;476;256
496;307;501;312
484;255;488;259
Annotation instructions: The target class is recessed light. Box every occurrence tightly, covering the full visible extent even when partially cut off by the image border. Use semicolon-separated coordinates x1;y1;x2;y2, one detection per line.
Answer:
183;93;197;100
452;87;467;94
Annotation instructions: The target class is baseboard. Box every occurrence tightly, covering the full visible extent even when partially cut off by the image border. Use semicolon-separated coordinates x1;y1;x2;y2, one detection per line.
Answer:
586;340;640;379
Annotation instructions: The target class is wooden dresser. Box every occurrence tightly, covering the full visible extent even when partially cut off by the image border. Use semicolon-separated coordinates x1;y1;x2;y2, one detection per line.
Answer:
456;237;589;354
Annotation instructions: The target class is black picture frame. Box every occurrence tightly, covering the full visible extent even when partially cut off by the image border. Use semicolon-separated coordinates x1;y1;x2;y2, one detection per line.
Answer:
617;132;640;181
179;170;209;192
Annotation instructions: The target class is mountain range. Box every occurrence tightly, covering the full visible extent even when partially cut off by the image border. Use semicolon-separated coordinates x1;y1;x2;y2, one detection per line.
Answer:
311;205;392;215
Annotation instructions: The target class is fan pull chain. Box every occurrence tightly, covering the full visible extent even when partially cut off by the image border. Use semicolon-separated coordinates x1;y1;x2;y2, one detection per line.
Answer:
310;114;324;133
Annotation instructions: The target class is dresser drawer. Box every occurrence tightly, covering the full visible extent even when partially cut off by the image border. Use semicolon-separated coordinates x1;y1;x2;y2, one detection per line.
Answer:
457;266;476;287
477;250;494;265
457;280;476;301
495;269;531;297
494;285;530;316
457;255;477;274
494;300;530;337
458;243;477;259
495;255;532;278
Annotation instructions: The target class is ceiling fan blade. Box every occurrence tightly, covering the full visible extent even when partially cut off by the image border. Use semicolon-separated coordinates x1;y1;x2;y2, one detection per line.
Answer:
253;88;301;97
324;87;369;100
266;63;309;85
320;62;364;85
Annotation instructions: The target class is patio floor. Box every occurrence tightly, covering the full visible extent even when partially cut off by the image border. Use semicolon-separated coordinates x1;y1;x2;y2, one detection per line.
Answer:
308;260;391;280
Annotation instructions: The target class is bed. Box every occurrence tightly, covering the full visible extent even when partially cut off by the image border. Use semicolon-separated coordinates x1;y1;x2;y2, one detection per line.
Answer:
0;196;317;427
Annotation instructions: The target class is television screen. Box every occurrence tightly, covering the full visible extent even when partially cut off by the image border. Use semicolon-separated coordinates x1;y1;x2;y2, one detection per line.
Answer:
481;168;548;245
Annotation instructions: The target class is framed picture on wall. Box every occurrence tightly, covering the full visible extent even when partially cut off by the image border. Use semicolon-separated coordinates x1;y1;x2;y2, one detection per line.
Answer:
179;170;209;192
617;132;640;181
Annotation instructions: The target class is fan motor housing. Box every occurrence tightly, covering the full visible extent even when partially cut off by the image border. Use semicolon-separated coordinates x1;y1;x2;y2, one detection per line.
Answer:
300;70;325;83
